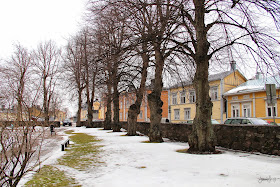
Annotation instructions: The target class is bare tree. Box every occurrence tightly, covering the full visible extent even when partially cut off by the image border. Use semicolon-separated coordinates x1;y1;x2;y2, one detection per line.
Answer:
115;1;152;136
137;0;180;142
175;0;280;153
63;36;86;127
78;28;100;127
90;3;132;131
0;44;46;187
0;123;46;186
34;40;61;126
1;44;32;122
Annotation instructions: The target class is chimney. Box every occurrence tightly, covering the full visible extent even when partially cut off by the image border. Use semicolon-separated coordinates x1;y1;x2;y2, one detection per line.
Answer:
230;61;236;71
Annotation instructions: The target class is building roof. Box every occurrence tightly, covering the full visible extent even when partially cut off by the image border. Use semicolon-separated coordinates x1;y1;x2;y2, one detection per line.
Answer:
170;70;241;89
224;74;280;96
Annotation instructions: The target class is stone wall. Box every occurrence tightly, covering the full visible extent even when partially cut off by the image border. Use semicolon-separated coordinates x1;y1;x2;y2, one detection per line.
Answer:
215;125;280;155
88;121;280;156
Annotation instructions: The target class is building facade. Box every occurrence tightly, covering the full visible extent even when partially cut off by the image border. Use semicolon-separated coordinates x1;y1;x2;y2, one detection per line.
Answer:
117;89;169;122
80;100;102;121
224;75;280;123
169;70;247;123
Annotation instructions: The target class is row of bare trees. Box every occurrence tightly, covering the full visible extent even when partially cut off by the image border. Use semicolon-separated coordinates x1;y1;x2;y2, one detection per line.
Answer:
1;0;279;185
0;41;62;124
0;41;62;186
75;0;280;154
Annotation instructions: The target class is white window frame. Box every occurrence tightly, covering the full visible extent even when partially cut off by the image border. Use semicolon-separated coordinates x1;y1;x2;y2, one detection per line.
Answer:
174;109;180;120
189;90;196;103
231;104;240;118
210;87;218;101
242;103;251;117
266;103;277;117
184;108;191;120
172;93;177;105
180;91;186;104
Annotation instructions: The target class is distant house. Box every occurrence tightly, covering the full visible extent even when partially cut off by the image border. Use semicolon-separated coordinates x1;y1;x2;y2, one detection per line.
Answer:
169;67;247;123
81;100;102;121
118;88;169;122
49;109;67;122
224;74;280;123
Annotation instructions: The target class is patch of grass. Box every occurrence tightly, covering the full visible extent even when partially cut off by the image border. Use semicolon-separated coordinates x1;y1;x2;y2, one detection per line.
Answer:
24;165;81;187
176;149;188;153
64;130;74;134
136;166;147;169
57;132;103;170
141;140;162;143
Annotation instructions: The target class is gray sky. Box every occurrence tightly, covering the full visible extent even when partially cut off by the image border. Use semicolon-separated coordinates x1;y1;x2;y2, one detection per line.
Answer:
0;0;88;116
0;0;88;60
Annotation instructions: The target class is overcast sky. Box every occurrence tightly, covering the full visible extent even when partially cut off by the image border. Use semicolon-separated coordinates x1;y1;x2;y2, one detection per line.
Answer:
0;0;88;60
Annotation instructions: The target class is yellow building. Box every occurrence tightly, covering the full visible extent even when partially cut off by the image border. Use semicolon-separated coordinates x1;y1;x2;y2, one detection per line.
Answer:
51;110;66;122
224;74;280;123
169;69;247;123
80;100;102;121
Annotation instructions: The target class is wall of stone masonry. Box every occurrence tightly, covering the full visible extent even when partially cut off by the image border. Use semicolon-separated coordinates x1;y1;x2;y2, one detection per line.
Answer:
87;121;280;156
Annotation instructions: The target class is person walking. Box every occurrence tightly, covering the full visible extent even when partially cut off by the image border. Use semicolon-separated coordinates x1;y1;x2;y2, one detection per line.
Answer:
50;124;55;136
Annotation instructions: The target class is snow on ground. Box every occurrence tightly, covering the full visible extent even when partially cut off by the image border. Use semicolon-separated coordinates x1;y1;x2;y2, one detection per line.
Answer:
19;126;280;187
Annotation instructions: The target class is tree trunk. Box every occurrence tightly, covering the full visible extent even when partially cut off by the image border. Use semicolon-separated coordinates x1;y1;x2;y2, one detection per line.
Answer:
104;83;112;130
147;46;163;142
112;90;121;132
43;77;49;126
188;0;216;153
104;98;112;130
76;88;82;127
87;98;93;127
16;97;22;122
127;104;138;135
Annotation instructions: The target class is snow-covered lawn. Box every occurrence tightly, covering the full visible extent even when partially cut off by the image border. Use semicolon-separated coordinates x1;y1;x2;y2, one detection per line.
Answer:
19;126;280;187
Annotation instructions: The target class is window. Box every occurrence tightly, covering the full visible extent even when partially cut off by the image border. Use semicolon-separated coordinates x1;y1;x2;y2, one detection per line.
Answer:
180;92;186;104
223;98;227;113
210;87;218;101
126;99;130;108
172;93;177;105
243;95;250;99
232;96;238;100
139;110;143;119
267;104;277;117
174;109;180;120
120;101;123;108
120;112;122;120
189;91;196;103
184;108;191;120
232;104;240;118
242;103;251;117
